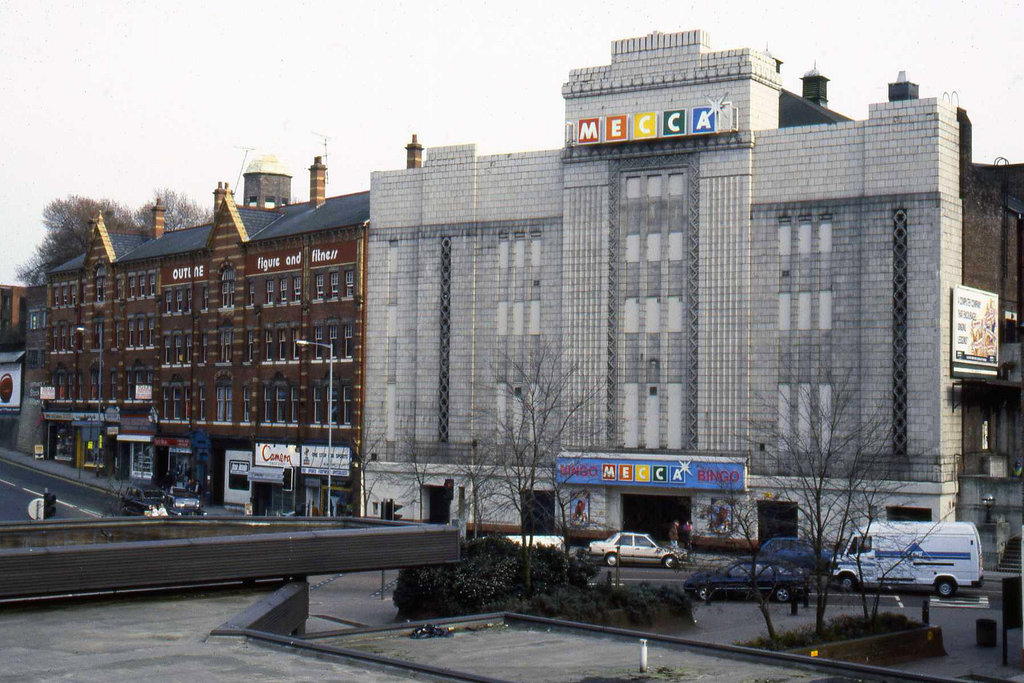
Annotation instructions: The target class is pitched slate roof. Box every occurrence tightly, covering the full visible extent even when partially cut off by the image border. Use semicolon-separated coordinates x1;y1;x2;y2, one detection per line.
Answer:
250;191;369;241
779;90;851;128
50;253;86;274
116;224;212;264
107;232;151;259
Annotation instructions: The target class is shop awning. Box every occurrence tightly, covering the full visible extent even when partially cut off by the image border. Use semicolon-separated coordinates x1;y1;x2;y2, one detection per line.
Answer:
117;434;153;443
248;466;284;484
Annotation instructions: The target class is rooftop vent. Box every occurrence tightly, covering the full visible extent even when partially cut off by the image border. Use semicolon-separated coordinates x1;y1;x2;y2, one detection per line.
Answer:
888;70;920;102
801;66;829;107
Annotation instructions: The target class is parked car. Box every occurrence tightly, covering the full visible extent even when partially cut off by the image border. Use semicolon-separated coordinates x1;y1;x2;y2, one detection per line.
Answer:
588;532;684;568
162;487;205;516
119;487;167;516
684;560;807;602
760;537;833;571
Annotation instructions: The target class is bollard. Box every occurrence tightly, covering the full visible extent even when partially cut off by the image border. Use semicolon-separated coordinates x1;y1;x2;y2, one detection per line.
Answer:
639;638;648;673
790;590;798;615
922;598;929;625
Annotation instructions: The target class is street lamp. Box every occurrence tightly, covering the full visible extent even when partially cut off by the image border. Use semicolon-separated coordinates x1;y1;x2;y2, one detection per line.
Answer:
296;338;335;515
75;324;102;474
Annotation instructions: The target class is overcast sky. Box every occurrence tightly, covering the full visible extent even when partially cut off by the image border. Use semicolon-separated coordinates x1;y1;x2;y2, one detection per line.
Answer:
1;0;1021;285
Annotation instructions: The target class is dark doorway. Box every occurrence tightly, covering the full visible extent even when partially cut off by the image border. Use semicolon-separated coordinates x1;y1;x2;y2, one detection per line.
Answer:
621;494;691;544
757;501;798;541
522;490;555;535
426;485;451;524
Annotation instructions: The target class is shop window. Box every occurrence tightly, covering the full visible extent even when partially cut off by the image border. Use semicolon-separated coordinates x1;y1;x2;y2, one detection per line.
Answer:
228;462;249;490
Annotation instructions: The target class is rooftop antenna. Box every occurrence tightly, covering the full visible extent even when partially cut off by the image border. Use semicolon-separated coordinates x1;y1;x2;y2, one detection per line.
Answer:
313;131;331;184
234;146;255;191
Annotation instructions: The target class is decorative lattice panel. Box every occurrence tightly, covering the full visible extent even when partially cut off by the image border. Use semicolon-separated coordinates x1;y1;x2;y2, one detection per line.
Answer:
438;236;452;442
891;209;909;457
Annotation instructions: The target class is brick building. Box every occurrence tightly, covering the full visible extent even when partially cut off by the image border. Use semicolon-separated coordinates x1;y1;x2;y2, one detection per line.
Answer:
43;157;367;515
362;29;1024;553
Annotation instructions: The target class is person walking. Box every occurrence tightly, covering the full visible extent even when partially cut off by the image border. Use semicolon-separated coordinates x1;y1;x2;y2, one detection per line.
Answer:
681;519;693;551
667;520;680;548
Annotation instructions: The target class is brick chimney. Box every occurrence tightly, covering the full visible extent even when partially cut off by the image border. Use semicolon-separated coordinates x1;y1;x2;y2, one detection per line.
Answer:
213;182;227;215
151;198;165;239
406;134;423;169
309;156;326;207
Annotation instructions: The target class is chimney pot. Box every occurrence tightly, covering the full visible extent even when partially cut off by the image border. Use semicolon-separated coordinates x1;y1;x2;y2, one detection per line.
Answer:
888;71;920;102
151;198;166;239
406;133;423;169
309;156;327;207
214;182;228;215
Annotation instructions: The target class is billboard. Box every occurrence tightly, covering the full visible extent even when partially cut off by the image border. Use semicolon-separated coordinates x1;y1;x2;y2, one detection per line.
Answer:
0;362;21;413
952;285;999;377
300;444;352;477
556;453;744;491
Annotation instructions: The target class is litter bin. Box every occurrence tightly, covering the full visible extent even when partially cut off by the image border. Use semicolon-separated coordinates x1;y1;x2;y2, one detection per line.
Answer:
976;618;997;647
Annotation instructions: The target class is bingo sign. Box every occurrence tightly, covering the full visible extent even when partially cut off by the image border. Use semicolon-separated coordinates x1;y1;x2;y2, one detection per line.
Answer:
557;455;744;491
573;99;738;146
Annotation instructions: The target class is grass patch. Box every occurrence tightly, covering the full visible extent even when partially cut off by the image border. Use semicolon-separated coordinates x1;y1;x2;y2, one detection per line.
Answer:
741;613;922;650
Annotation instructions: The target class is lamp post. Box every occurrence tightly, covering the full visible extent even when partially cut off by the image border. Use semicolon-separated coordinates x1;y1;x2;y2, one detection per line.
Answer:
296;339;335;515
75;325;102;474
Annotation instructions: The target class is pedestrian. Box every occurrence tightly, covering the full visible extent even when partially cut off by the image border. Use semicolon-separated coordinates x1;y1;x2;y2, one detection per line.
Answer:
681;519;693;551
668;520;680;548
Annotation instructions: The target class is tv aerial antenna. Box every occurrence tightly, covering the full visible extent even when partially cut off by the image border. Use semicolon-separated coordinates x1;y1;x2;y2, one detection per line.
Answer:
313;131;331;184
234;146;255;192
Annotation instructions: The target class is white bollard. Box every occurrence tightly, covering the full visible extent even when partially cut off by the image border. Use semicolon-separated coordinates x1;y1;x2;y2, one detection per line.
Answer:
639;638;648;673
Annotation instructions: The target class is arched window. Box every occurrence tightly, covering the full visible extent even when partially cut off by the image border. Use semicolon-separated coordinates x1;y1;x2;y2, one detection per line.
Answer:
220;265;235;308
94;264;107;302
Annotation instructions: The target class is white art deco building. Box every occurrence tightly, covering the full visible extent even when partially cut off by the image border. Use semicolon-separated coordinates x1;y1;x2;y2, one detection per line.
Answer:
362;30;1017;544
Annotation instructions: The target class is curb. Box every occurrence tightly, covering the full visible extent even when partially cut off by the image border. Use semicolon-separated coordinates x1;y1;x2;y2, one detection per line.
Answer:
0;453;118;498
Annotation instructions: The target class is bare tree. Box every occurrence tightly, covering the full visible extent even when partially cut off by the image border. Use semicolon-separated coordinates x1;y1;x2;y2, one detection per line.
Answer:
754;370;905;637
451;438;502;538
481;342;598;592
17;196;142;284
134;189;211;232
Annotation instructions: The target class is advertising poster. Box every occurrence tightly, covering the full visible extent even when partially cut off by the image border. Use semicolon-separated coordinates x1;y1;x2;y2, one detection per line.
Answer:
0;361;22;413
952;285;999;377
569;490;591;527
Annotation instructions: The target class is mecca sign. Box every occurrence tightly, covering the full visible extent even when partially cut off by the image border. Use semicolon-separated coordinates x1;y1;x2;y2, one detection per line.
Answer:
572;98;738;146
556;454;745;491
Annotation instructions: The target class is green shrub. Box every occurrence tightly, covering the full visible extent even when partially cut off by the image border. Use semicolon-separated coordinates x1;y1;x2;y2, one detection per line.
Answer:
742;612;922;650
393;536;687;627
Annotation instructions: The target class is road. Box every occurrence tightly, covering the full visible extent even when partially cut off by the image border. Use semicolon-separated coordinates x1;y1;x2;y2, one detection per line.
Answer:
0;458;117;521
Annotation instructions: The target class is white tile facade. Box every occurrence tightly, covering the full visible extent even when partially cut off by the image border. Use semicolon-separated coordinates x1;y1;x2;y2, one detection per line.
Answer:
364;30;964;528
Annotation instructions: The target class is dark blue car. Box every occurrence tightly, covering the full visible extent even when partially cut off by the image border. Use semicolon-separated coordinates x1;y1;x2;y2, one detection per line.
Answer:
759;537;833;571
684;560;807;603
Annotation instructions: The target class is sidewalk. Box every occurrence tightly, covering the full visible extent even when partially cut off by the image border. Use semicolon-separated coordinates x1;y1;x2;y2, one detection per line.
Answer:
0;445;232;515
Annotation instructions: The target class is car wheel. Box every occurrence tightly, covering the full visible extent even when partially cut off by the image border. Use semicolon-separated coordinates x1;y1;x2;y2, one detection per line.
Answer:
696;584;713;602
773;586;791;603
935;578;957;597
838;573;858;593
604;553;619;567
662;555;678;569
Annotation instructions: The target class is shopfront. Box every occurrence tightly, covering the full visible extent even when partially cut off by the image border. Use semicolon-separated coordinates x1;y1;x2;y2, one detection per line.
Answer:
557;452;747;545
222;450;252;511
154;436;193;489
116;412;156;483
251;442;298;516
299;443;352;516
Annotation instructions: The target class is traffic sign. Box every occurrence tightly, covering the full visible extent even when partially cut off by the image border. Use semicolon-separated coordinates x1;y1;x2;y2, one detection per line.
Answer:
28;498;44;520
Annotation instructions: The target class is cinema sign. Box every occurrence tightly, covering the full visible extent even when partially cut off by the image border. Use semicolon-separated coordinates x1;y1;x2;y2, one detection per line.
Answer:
572;101;738;145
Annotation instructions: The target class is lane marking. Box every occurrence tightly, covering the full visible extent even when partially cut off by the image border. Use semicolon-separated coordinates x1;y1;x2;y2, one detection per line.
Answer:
0;477;104;518
932;595;989;609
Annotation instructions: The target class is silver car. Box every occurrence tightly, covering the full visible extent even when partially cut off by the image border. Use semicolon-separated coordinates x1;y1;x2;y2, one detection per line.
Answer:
589;531;682;568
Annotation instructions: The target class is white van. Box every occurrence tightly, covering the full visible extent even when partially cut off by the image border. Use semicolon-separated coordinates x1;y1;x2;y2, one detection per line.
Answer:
833;521;983;597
